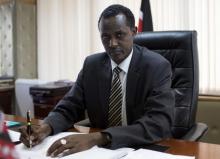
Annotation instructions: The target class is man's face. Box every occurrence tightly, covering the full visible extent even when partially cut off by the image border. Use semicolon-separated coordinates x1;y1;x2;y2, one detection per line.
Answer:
99;14;137;64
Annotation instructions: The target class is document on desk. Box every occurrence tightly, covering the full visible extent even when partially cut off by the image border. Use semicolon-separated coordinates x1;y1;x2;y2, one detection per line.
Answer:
123;148;195;159
15;131;75;159
14;130;134;159
10;130;194;159
8;129;20;142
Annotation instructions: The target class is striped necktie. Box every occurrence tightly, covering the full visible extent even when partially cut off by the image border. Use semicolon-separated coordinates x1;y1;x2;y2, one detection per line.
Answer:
108;66;122;127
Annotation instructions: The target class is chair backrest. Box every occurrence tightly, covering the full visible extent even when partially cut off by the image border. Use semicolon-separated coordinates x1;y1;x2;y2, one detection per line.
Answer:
134;31;199;138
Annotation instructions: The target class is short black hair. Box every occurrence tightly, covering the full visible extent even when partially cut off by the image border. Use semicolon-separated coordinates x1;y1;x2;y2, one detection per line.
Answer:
98;4;135;29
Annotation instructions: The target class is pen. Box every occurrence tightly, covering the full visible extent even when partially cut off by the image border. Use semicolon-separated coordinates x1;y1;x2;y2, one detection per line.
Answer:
27;110;32;148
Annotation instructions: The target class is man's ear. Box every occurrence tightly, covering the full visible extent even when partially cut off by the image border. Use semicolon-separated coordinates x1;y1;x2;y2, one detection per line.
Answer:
132;26;137;36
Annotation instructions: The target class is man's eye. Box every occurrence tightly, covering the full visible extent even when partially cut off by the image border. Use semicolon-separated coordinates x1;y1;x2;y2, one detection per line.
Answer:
117;33;124;38
102;35;110;41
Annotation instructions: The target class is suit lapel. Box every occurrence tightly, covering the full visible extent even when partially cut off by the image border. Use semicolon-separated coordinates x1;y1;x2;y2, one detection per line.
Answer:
126;45;142;124
98;55;112;127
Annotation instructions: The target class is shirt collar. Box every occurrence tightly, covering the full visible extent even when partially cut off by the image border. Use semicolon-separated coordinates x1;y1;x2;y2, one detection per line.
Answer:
110;49;133;74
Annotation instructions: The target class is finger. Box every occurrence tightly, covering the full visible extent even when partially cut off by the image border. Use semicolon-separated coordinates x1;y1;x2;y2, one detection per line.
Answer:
47;139;63;156
20;135;36;147
62;147;78;157
18;126;28;138
51;145;68;157
19;125;39;141
30;136;40;146
27;126;47;146
19;127;39;147
30;131;41;144
19;136;30;147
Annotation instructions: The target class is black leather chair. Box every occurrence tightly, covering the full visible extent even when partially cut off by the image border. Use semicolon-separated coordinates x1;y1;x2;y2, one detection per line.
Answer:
134;31;208;141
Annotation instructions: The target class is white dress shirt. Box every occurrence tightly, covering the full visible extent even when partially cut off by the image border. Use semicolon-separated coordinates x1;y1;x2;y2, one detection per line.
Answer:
110;50;133;126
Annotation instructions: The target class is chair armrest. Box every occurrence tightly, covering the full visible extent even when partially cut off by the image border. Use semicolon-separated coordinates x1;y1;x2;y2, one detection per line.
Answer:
182;122;208;141
75;120;208;141
74;118;91;127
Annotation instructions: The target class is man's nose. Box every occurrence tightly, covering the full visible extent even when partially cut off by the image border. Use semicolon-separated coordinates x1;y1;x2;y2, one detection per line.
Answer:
109;38;118;47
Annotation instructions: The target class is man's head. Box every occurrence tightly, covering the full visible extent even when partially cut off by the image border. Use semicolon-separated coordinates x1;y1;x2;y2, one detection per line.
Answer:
98;4;137;64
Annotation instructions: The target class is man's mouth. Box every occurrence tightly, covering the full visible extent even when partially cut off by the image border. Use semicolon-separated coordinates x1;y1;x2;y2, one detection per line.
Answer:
109;49;123;54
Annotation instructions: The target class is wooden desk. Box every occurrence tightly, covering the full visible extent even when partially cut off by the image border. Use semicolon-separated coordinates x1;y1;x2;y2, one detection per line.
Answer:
5;114;220;159
159;139;220;159
5;114;43;125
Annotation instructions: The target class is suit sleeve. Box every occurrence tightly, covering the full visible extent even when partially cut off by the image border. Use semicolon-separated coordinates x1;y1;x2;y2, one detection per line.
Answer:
44;61;87;134
102;60;175;149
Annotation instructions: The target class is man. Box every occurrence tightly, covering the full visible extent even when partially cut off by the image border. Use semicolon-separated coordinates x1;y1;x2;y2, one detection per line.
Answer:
20;4;174;157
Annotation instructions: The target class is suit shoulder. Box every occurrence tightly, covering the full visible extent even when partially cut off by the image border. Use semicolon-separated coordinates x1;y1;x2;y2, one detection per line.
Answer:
82;52;109;70
85;52;107;62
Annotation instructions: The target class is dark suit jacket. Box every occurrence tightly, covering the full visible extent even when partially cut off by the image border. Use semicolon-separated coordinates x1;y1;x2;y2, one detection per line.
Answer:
45;44;175;149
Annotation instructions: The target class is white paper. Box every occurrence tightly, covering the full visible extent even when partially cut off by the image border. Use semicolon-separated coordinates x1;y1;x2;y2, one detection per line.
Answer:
16;132;79;159
8;130;21;142
123;149;195;159
11;130;194;159
62;146;133;159
15;131;133;159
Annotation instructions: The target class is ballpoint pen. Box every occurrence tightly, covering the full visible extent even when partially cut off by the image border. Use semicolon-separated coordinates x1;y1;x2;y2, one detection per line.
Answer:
27;110;32;148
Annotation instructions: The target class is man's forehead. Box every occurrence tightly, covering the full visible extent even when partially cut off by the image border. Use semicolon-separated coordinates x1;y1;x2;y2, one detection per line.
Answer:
101;14;126;23
99;14;128;30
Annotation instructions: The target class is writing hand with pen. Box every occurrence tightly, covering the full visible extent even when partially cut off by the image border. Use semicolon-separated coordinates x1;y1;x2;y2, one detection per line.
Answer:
19;112;52;148
19;117;109;157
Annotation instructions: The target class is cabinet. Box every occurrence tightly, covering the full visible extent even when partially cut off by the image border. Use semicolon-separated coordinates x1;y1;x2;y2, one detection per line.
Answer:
0;86;14;114
30;82;74;119
0;78;14;114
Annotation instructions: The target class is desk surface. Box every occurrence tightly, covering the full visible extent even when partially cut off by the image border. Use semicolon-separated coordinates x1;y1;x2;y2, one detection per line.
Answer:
5;114;220;159
159;139;220;159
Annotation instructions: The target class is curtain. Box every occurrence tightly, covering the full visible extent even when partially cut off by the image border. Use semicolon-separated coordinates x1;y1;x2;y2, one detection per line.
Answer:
150;0;220;95
37;0;220;95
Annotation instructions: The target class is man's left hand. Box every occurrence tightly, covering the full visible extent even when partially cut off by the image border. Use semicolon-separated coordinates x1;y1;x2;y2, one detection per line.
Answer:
47;132;109;157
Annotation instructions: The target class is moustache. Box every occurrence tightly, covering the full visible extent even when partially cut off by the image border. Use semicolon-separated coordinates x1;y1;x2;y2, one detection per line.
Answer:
109;48;123;54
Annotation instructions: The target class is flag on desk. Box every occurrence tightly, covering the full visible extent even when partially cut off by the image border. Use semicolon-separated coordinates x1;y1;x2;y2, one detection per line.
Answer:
0;112;18;159
138;0;153;32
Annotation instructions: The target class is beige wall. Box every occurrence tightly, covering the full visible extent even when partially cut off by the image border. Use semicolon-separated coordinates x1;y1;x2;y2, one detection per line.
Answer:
197;99;220;144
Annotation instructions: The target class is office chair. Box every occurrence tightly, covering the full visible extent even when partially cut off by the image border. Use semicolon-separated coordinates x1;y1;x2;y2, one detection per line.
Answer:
133;31;208;141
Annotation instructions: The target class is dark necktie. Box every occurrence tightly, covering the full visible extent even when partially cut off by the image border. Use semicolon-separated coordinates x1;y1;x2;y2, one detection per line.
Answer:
108;66;122;127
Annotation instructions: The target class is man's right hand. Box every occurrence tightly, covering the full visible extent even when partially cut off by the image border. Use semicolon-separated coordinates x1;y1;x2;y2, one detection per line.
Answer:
19;123;52;147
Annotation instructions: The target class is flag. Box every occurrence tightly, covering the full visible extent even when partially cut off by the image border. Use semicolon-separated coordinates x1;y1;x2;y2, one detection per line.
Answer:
0;112;18;159
138;0;153;32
